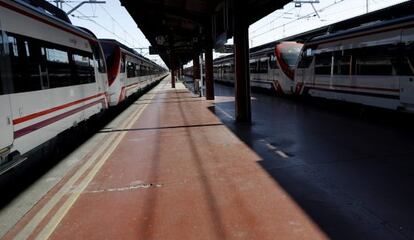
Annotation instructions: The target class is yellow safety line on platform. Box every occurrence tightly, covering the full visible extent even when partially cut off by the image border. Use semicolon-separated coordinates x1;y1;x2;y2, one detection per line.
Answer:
14;81;166;240
37;83;166;240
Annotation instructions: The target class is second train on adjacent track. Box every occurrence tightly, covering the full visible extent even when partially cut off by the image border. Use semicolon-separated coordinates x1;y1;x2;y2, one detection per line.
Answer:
212;9;414;112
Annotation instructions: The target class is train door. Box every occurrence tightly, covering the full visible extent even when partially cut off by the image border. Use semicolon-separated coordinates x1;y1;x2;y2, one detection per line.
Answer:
0;29;14;152
0;94;13;152
400;73;414;105
91;42;108;95
400;29;414;105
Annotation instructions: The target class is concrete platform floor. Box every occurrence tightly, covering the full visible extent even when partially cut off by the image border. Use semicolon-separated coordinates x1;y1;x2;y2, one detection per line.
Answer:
1;78;327;240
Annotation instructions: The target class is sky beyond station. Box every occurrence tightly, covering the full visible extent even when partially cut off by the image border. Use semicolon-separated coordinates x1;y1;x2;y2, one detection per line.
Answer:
58;0;409;68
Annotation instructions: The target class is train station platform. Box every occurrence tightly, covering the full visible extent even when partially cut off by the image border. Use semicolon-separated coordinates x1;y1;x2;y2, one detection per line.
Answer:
2;76;326;240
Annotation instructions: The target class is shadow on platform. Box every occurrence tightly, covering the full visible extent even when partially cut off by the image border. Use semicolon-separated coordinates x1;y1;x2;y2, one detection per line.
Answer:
208;82;414;240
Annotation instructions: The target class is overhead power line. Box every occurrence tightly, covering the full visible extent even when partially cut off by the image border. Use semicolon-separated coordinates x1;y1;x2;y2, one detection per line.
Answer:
251;0;345;39
250;6;296;34
98;5;145;49
64;2;135;47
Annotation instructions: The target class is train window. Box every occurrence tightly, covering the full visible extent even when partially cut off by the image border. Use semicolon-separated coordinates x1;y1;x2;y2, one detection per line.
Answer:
315;52;332;75
356;58;394;76
214;66;220;74
46;48;69;63
7;35;23;91
401;56;414;76
297;49;313;69
5;32;102;93
269;54;279;69
353;45;397;76
398;43;414;76
24;41;30;57
120;55;125;73
135;65;140;77
224;64;232;73
73;52;95;84
250;60;258;73
6;33;43;93
259;59;268;73
25;39;43;92
136;65;141;76
8;36;18;57
127;61;136;78
45;48;71;88
139;65;143;76
333;51;351;75
90;41;106;73
0;34;4;95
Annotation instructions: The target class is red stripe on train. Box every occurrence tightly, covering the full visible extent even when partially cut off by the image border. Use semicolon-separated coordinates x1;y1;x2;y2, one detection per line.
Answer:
14;99;105;139
13;93;105;125
306;83;400;93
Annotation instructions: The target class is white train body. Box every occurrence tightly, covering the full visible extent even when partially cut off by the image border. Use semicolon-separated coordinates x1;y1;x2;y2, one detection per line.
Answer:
0;0;109;167
213;42;303;94
295;15;414;111
100;39;166;106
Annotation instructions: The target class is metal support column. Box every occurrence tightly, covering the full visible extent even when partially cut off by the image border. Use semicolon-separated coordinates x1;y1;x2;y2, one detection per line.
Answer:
171;69;176;88
205;47;215;100
199;54;204;97
233;0;251;123
180;66;184;79
193;55;200;93
170;55;176;88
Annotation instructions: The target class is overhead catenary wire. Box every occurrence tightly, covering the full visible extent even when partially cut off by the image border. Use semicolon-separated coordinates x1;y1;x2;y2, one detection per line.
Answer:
250;0;346;39
250;6;297;34
98;5;146;49
63;2;137;48
250;0;407;40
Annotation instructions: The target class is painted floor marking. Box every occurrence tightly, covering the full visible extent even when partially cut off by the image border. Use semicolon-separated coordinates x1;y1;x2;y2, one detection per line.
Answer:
260;139;290;159
36;82;164;240
214;105;235;120
275;150;290;159
13;81;163;240
215;108;290;159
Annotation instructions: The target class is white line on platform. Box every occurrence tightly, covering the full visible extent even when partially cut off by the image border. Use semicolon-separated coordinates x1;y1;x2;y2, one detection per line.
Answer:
214;105;235;120
276;150;289;159
260;139;290;159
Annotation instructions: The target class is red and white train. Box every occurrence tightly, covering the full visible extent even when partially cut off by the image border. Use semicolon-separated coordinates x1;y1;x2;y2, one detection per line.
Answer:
0;0;166;173
295;14;414;112
100;39;165;106
213;41;303;94
212;11;414;113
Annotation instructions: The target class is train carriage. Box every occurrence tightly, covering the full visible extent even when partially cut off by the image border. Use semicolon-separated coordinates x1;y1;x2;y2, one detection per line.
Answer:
100;39;166;106
213;41;303;94
0;0;108;171
295;15;414;111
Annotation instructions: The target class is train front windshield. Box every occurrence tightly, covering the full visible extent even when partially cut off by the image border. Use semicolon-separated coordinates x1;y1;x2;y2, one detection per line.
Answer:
279;44;303;68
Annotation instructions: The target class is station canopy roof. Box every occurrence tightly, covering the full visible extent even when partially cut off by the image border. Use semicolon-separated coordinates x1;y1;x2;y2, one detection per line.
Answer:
120;0;291;68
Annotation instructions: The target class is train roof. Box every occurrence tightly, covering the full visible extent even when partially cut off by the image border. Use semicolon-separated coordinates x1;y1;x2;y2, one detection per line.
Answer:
12;0;97;41
308;14;414;45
